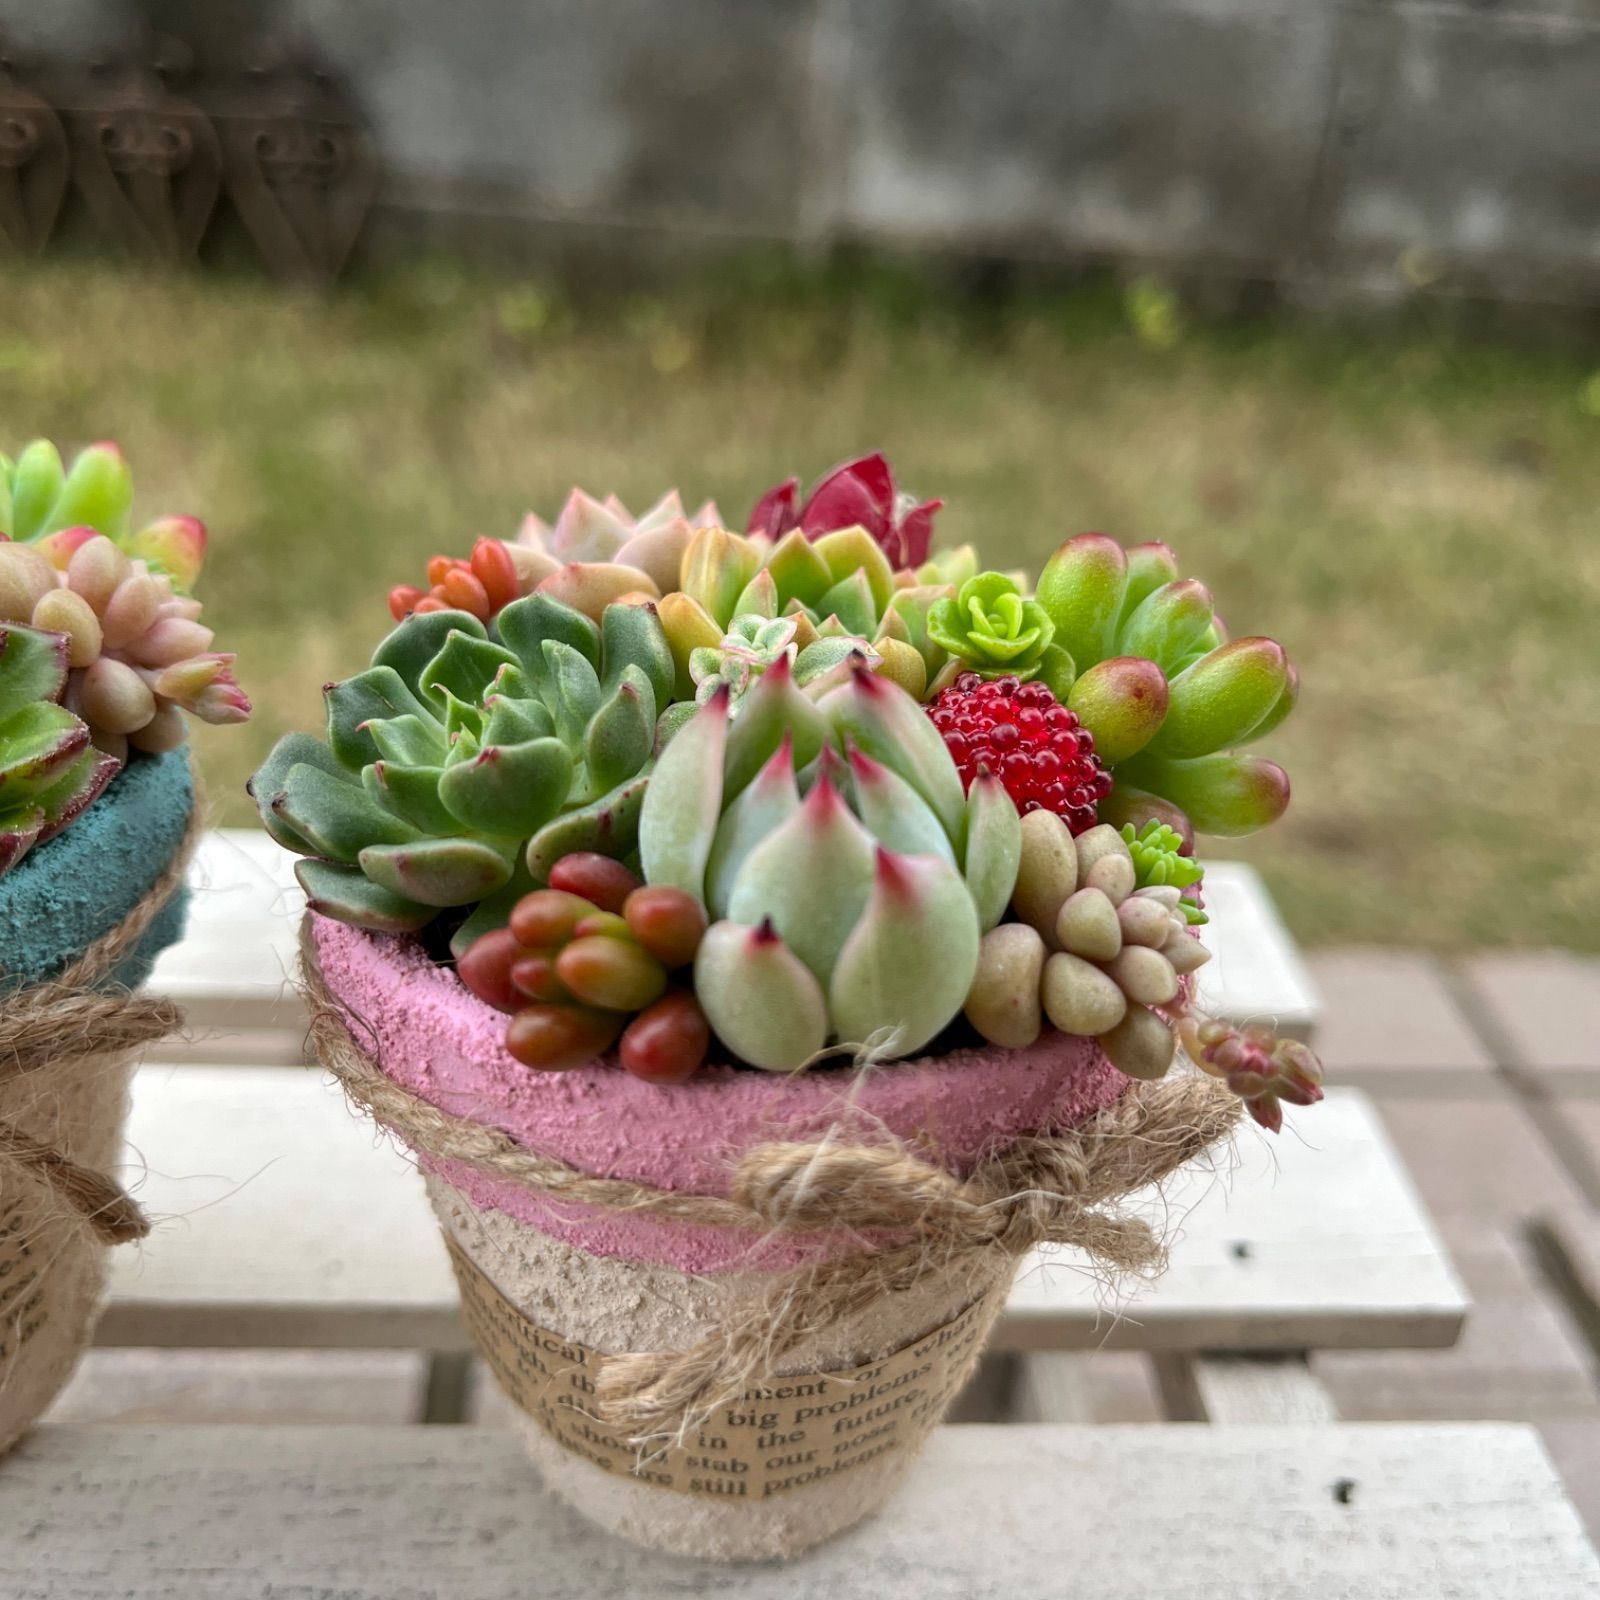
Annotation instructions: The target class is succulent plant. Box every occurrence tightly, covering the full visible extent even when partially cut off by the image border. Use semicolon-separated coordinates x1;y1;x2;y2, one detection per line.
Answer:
967;815;1211;1080
925;571;1066;689
1176;1013;1325;1133
249;594;674;942
746;452;942;571
0;623;119;875
389;489;721;626
638;658;1020;1070
459;853;712;1081
1121;818;1206;925
1032;534;1296;838
1;438;207;591
0;532;248;758
660;522;946;703
687;611;879;707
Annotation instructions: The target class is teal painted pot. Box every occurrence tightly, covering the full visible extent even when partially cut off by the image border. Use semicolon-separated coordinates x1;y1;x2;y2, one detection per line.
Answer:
0;748;195;1454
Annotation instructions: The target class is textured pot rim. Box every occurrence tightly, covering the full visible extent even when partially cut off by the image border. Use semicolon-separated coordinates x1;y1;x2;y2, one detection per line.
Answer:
311;912;1132;1273
0;748;193;989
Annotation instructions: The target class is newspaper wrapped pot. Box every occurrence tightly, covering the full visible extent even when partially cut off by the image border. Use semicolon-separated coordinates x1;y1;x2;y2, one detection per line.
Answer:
0;750;194;1455
306;914;1238;1562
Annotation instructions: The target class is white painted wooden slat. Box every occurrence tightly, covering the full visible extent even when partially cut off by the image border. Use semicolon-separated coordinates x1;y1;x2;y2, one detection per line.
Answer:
103;1073;1467;1355
147;830;1322;1059
1153;1354;1339;1424
3;1424;1595;1598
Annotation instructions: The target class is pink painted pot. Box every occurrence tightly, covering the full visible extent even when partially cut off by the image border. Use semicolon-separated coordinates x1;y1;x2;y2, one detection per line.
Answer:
312;915;1131;1559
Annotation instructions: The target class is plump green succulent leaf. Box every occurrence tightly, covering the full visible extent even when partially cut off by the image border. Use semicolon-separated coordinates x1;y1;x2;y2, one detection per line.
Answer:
418;632;519;712
274;762;421;862
1237;660;1299;746
1035;534;1127;673
8;439;65;541
1066;656;1170;766
1119;751;1290;838
727;777;874;985
0;700;91;790
599;600;675;711
295;858;434;933
28;745;117;833
48;442;132;539
846;744;955;866
541;639;603;747
654;700;698;750
683;527;761;627
481;689;554;746
694;921;828;1072
762;528;834;613
584;667;655;797
437;735;573;837
812;527;894;618
828;849;980;1057
498;592;600;676
962;771;1022;932
731;567;780;620
362;762;457;836
1118;580;1215;676
372;610;485;692
0;624;69;719
639;688;728;899
817;664;966;841
325;667;433;770
815;568;878;639
526;768;651;882
793;636;869;690
1118;542;1181;626
1037;642;1077;702
248;732;350;853
705;735;800;920
364;712;449;767
722;654;825;800
358;837;514;907
1149;637;1291;760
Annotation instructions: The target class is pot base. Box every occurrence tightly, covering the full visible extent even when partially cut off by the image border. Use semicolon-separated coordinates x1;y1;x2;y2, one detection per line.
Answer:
430;1176;1007;1561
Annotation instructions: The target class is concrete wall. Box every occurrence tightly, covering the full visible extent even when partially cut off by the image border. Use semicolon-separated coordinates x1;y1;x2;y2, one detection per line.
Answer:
3;0;1597;302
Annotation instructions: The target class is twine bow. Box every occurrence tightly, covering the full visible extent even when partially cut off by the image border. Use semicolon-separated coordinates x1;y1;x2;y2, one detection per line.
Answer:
0;805;199;1245
301;923;1239;1444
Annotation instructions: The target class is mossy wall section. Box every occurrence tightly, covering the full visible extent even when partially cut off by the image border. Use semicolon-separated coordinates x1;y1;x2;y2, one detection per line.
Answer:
0;749;193;990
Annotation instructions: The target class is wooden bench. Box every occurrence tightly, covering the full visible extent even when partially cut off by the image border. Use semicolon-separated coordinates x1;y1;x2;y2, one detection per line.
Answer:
21;827;1592;1594
5;1423;1597;1596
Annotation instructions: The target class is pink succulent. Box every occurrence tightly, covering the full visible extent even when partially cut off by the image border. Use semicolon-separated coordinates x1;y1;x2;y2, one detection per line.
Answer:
746;452;943;570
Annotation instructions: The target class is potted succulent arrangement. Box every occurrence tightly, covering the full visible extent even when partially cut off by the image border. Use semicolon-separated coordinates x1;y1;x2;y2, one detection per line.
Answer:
0;439;249;1454
259;453;1321;1561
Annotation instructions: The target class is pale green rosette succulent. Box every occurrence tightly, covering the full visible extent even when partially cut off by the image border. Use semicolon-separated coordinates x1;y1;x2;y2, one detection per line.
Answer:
925;571;1068;692
249;594;673;947
639;656;1022;1070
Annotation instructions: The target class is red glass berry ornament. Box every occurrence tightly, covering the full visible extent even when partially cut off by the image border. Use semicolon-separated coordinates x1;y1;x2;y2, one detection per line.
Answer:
927;672;1113;835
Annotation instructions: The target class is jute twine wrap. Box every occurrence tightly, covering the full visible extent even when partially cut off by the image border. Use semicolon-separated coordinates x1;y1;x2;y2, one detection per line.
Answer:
0;804;200;1246
302;922;1240;1444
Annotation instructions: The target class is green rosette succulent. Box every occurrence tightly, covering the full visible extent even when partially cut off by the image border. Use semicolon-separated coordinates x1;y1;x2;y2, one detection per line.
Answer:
0;622;118;875
687;611;878;707
639;656;1021;1069
1032;535;1297;838
249;594;674;944
1121;819;1206;925
659;524;947;703
925;571;1066;690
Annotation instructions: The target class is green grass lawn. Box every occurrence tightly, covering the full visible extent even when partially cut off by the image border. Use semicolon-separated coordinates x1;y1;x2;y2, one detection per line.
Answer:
2;253;1596;952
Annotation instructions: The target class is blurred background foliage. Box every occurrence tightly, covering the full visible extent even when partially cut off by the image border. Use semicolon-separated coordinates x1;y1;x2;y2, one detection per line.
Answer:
1;249;1595;952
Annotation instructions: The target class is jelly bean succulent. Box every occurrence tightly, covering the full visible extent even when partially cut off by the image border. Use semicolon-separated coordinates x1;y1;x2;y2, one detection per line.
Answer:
746;452;942;571
0;440;249;756
389;489;721;626
659;523;947;704
0;622;118;875
639;656;1021;1069
249;593;674;944
1032;535;1297;839
458;852;712;1082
